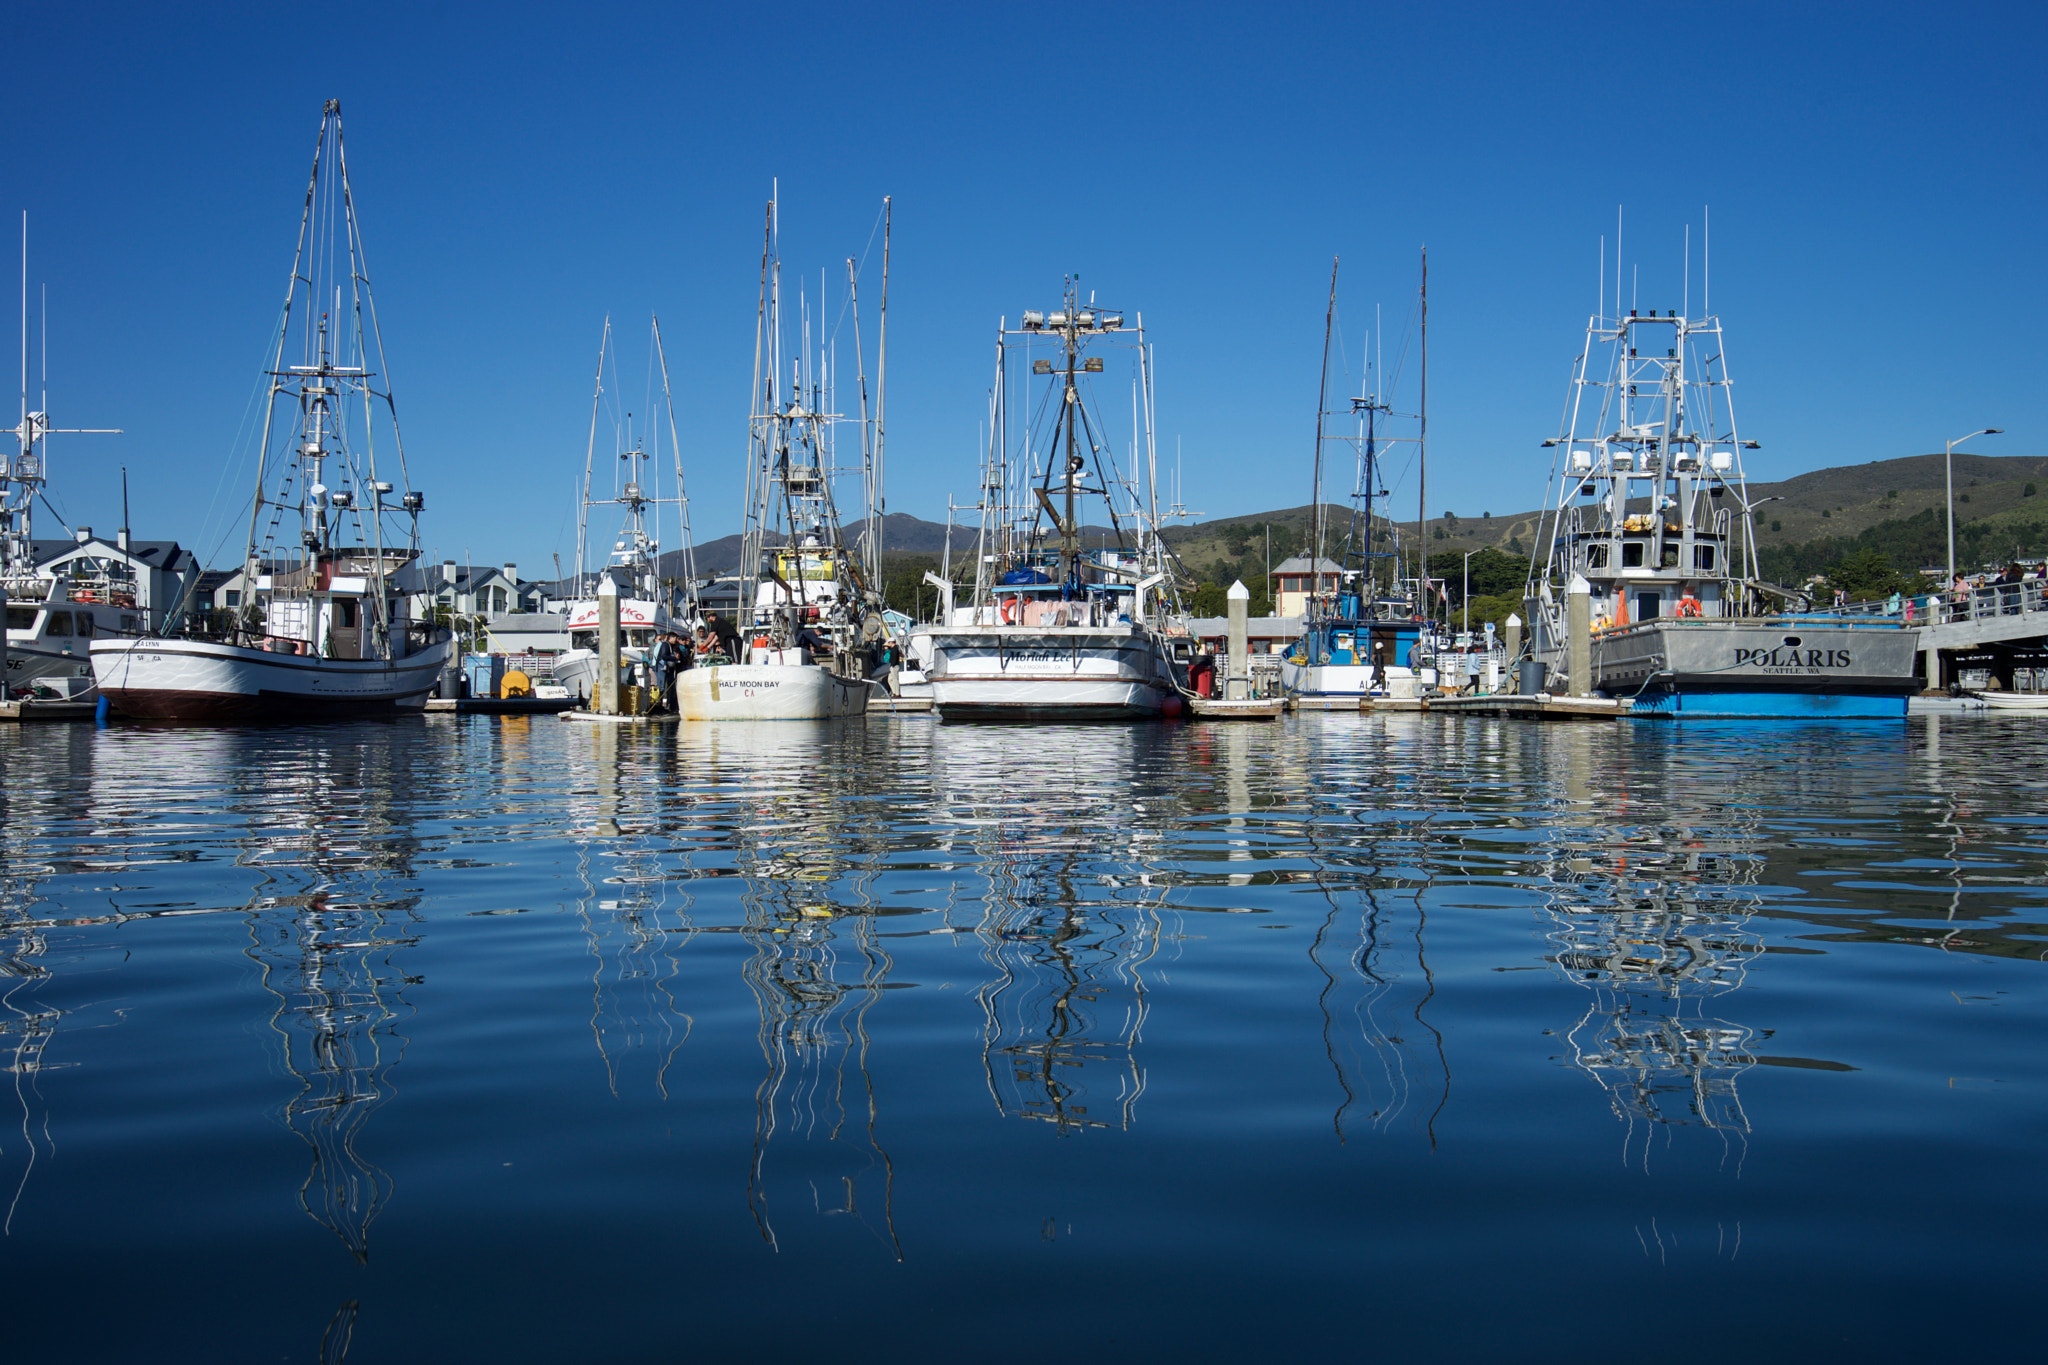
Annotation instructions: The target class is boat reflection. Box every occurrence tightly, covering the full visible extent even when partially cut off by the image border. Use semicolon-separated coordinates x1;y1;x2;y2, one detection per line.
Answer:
566;723;696;1100
726;732;904;1259
931;724;1165;1135
236;731;424;1263
1537;734;1764;1166
0;725;120;1234
1276;722;1453;1147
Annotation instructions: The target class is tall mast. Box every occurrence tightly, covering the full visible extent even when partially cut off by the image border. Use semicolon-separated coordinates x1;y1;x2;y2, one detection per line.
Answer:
1417;246;1428;606
873;196;890;591
652;315;696;611
741;200;771;615
1310;256;1338;607
3;216;118;583
1062;282;1080;577
576;317;608;592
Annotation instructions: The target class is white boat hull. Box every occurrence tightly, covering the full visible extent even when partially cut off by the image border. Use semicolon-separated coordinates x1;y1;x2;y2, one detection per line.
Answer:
1965;692;2048;712
926;626;1183;721
673;663;869;721
89;633;456;722
1279;660;1424;700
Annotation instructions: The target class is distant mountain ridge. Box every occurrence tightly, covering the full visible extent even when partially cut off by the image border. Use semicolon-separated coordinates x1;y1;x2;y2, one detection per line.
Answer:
1160;452;2048;568
535;453;2048;594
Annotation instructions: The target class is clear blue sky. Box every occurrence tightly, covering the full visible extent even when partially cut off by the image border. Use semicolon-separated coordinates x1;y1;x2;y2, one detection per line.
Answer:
4;1;2041;575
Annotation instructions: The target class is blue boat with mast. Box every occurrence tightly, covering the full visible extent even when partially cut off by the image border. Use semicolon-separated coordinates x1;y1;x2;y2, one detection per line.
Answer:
1281;255;1434;703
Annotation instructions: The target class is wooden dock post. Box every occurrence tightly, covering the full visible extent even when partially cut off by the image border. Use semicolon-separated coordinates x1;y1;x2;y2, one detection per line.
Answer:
596;576;620;716
1567;574;1592;698
1225;579;1250;701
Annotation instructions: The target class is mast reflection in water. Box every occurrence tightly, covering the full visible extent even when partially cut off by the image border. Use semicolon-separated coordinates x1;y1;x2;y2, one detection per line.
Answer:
936;725;1164;1135
240;736;423;1263
716;722;903;1258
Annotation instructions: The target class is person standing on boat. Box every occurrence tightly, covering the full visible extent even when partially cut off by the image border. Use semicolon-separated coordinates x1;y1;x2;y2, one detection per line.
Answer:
705;611;742;662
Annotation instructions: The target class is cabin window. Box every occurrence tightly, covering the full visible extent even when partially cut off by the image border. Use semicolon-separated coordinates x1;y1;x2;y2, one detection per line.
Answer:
122;615;139;632
1637;593;1662;620
1585;544;1608;569
1621;542;1645;568
44;612;72;637
6;607;35;631
1661;544;1679;568
76;613;95;639
1694;545;1716;570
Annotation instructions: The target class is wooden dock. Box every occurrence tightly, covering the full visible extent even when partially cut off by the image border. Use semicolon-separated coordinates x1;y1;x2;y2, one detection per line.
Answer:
1189;697;1283;720
0;698;99;722
425;697;581;715
868;695;932;713
1425;693;1632;720
1288;696;1369;712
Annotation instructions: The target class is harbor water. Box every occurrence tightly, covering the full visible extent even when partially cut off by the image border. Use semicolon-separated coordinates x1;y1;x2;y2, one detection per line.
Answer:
0;713;2040;1360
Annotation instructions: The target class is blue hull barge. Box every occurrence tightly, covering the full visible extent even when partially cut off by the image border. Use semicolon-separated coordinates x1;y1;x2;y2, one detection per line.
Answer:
1524;252;1921;718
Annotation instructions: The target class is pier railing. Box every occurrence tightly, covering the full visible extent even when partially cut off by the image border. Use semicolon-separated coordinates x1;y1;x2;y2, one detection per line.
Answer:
1809;580;2048;628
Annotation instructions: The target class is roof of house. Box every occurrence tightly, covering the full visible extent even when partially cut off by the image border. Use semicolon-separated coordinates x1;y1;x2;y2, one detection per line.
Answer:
33;536;198;573
1269;555;1343;576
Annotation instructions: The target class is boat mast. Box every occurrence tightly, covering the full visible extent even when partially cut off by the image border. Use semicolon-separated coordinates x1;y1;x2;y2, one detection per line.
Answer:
1062;284;1081;580
243;106;330;591
1416;246;1428;613
577;317;608;594
741;200;771;616
652;315;696;612
873;197;890;591
4;214;118;586
1310;257;1338;615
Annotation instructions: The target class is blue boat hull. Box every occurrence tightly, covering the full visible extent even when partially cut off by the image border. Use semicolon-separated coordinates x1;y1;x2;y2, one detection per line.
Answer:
1625;688;1909;719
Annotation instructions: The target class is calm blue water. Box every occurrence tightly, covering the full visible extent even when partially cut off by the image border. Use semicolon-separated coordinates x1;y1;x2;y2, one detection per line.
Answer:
0;712;2041;1361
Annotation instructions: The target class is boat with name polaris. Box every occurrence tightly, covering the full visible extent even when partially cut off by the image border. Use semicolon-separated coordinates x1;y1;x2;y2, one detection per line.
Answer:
1522;251;1918;718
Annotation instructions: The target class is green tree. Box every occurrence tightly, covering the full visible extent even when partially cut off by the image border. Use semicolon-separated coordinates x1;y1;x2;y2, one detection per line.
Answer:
1826;547;1912;602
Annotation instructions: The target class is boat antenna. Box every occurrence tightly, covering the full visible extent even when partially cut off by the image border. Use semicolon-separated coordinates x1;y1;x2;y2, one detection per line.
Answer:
122;465;130;540
1311;256;1338;609
873;196;890;598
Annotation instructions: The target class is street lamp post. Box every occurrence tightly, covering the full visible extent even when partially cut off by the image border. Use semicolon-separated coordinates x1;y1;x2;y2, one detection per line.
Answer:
1462;547;1478;634
1945;429;2004;585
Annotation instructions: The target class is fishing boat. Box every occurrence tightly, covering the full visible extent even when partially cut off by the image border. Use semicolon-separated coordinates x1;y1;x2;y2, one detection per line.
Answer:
3;218;128;700
551;317;696;704
922;281;1191;722
1522;246;1919;718
1280;255;1436;704
672;194;884;722
90;102;453;721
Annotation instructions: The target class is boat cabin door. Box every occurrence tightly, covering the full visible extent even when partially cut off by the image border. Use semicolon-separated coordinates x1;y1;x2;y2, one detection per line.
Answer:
326;596;363;658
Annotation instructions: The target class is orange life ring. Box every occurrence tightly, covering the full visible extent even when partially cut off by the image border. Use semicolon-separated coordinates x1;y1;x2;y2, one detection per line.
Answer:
1000;596;1021;624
